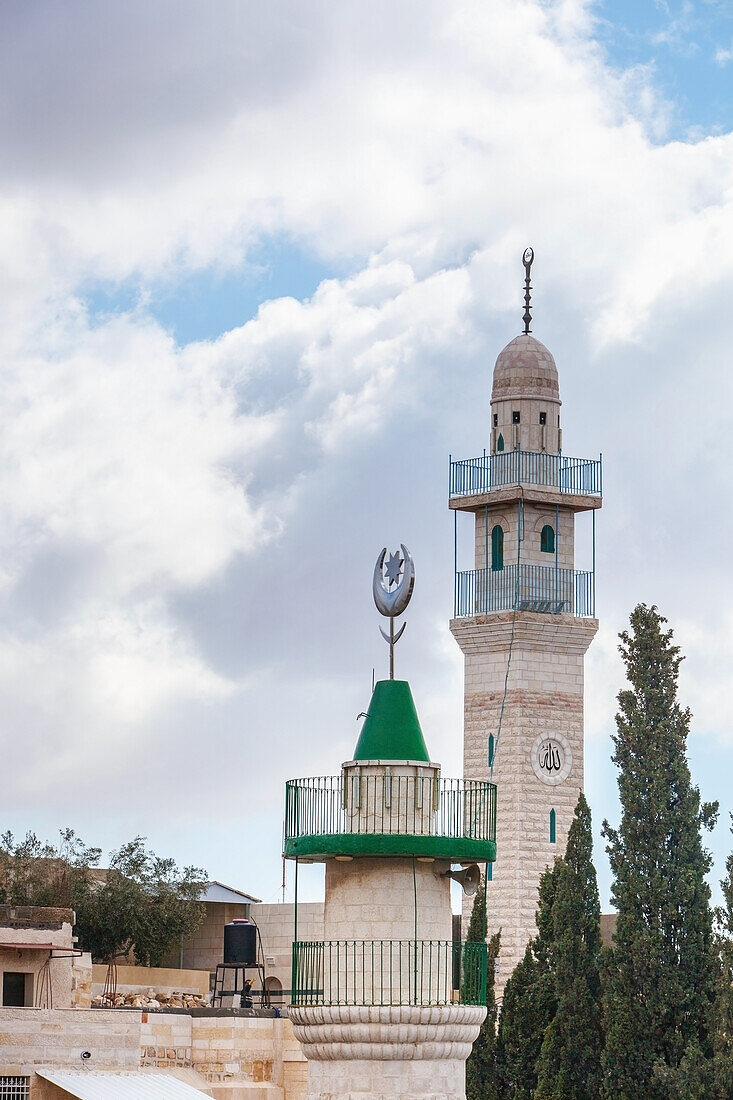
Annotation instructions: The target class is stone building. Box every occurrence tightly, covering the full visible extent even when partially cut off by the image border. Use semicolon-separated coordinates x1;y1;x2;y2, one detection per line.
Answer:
450;261;602;994
0;906;91;1011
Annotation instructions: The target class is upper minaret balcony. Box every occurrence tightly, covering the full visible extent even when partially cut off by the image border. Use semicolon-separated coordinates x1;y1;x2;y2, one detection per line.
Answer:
449;448;602;513
450;325;601;513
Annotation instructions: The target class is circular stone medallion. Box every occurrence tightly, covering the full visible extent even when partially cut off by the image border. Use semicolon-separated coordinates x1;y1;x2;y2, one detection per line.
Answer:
531;733;572;786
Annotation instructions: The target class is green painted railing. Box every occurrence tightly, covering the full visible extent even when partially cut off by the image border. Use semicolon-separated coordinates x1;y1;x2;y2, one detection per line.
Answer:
454;563;595;618
449;450;602;498
291;939;487;1006
284;777;496;847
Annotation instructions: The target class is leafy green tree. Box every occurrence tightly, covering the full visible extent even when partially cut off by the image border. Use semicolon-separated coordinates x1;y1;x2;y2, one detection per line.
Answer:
0;827;206;969
465;878;500;1100
75;836;207;966
535;793;602;1100
0;828;100;908
601;604;718;1100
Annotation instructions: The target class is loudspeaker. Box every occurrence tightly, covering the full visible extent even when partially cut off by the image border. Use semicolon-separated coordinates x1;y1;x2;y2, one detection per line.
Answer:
443;863;481;896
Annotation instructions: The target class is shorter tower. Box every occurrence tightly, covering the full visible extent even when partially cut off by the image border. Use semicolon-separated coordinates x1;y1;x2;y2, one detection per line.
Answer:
284;550;497;1100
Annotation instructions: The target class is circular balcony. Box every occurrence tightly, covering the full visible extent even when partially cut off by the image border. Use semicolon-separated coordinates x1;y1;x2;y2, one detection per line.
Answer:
283;775;496;862
291;938;488;1007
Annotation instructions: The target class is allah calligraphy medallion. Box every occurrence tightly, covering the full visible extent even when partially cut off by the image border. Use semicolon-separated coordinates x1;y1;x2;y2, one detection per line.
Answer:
531;733;572;786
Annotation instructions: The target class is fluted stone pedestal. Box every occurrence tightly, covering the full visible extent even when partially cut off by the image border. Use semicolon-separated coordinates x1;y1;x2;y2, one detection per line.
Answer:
289;1004;486;1100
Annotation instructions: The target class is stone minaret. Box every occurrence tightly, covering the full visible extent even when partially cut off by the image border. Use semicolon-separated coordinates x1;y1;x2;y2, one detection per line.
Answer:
285;675;496;1100
449;254;602;996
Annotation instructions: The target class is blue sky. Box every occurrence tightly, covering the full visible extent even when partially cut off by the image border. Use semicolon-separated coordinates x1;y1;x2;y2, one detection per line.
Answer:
599;0;733;137
1;0;733;919
84;2;733;353
83;235;341;346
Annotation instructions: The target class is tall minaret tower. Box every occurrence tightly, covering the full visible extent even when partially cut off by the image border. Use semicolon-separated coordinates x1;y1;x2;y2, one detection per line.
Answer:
449;249;602;995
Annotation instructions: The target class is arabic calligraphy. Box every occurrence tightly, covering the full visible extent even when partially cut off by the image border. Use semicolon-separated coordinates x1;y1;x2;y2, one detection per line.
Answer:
531;733;572;786
539;741;562;774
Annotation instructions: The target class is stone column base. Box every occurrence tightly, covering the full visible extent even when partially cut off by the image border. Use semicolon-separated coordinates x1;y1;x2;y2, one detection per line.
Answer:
289;1004;486;1099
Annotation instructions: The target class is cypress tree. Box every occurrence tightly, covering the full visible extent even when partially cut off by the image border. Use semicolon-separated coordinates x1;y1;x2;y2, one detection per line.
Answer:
712;817;733;1096
465;879;500;1100
601;604;718;1100
496;864;559;1099
535;793;603;1100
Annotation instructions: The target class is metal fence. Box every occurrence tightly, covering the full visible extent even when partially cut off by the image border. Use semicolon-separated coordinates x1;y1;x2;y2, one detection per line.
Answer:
454;564;595;618
291;939;487;1007
0;1081;30;1100
449;451;602;498
285;776;496;845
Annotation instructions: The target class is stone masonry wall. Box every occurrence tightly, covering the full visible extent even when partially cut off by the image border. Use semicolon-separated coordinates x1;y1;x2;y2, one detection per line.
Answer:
0;1007;307;1100
254;902;324;998
453;612;597;998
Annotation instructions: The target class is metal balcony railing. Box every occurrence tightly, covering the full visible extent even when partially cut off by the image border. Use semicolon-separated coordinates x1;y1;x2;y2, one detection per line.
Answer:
284;776;496;846
449;450;602;498
454;563;595;618
291;939;487;1006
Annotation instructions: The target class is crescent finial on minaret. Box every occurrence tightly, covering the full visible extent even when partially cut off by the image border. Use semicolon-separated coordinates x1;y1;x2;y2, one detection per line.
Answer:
372;544;414;679
522;246;534;334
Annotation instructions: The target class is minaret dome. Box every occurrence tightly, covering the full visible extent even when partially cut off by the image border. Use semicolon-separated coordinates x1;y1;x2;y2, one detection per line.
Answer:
491;334;562;454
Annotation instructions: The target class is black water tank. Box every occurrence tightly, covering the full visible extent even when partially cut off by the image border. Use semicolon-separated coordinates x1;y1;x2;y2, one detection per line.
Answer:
224;919;257;966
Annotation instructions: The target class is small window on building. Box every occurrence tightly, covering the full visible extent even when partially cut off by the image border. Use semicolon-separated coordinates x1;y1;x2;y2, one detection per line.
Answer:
2;973;29;1008
541;524;555;554
0;1078;30;1100
491;525;504;572
512;410;520;424
488;734;495;766
539;411;546;425
549;809;556;844
493;413;498;427
497;433;504;452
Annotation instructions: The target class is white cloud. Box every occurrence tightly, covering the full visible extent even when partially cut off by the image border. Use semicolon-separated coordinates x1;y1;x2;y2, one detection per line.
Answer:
0;0;733;895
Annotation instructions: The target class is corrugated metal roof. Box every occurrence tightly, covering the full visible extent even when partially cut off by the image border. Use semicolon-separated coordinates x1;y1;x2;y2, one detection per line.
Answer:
201;880;261;905
36;1071;212;1100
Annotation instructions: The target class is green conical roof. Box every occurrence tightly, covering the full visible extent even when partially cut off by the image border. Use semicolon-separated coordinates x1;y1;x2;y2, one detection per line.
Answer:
352;680;430;762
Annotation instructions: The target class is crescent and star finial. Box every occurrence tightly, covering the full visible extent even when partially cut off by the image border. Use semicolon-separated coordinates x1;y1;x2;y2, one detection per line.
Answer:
372;544;414;680
522;246;534;335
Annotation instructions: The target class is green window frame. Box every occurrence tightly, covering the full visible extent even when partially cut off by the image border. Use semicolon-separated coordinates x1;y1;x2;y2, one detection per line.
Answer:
549;809;556;844
491;525;504;572
541;524;555;554
497;433;504;452
488;734;495;767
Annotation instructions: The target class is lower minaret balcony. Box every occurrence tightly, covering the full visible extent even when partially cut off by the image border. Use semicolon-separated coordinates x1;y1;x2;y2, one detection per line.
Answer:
291;938;487;1007
284;775;496;862
454;563;595;618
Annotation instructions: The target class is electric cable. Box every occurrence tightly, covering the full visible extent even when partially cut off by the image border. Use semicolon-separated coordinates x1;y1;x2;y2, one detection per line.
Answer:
490;490;524;780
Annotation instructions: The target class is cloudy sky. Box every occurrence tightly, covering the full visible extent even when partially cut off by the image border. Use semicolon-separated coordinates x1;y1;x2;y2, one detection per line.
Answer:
2;0;733;908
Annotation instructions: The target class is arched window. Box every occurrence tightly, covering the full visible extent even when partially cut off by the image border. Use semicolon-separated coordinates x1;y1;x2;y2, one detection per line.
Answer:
541;524;555;554
549;809;556;844
497;433;504;452
491;525;504;572
488;734;495;767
